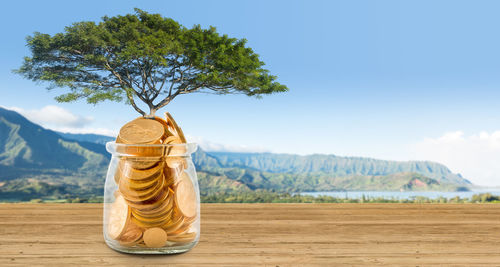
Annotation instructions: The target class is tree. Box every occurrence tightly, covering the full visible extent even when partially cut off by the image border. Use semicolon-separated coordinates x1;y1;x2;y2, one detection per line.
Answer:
15;9;288;117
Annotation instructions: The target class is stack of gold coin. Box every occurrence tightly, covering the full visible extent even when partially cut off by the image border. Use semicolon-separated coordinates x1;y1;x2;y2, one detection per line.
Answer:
107;113;198;248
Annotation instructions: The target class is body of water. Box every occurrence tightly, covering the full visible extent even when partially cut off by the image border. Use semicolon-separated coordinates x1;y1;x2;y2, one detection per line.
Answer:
300;190;500;200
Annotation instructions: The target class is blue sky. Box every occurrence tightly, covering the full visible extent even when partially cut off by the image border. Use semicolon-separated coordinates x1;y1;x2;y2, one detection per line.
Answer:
1;0;500;186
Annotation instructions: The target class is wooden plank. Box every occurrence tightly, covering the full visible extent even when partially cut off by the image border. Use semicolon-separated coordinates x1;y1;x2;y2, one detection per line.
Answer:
0;203;499;266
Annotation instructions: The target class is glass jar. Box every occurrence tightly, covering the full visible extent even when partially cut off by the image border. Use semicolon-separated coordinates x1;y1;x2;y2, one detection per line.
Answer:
103;142;200;254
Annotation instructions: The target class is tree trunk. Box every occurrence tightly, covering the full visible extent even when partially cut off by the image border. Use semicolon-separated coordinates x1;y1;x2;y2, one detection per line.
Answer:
145;108;157;118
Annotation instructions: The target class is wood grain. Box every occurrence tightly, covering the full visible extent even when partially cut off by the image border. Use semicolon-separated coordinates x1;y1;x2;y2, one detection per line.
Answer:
0;203;499;266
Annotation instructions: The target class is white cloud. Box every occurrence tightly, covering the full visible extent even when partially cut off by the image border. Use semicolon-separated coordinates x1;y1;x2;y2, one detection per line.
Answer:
4;105;116;136
8;105;93;128
186;135;271;153
411;130;500;187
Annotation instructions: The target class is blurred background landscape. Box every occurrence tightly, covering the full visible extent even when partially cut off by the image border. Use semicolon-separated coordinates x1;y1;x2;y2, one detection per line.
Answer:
1;0;500;203
2;106;499;203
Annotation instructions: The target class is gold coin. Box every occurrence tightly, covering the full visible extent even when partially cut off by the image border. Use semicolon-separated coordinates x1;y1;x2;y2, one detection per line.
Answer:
107;194;130;240
132;216;169;228
166;156;187;171
163;169;176;188
175;175;197;220
165;136;187;156
121;156;162;170
119;179;161;201
132;207;173;223
118;117;165;144
132;208;173;225
175;172;197;218
118;223;143;247
119;160;164;181
162;215;185;233
115;141;164;157
164;159;188;186
120;175;165;203
183;214;197;224
125;188;170;211
114;170;121;184
132;195;174;217
165;112;187;143
143;227;168;248
119;173;159;191
131;195;173;216
152;116;171;142
116;136;124;143
168;222;191;236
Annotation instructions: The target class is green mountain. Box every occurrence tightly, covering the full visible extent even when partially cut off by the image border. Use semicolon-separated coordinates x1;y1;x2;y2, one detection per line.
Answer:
191;148;470;193
0;107;109;175
0;107;109;201
204;152;469;185
0;107;471;201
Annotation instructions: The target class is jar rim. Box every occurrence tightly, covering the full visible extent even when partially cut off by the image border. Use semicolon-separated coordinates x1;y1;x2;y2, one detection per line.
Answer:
105;141;198;157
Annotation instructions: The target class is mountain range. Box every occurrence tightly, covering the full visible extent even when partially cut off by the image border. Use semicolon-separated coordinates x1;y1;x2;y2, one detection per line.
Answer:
0;106;471;201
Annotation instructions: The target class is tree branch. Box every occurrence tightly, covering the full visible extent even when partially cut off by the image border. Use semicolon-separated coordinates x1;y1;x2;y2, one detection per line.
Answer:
153;89;182;110
104;61;146;116
125;89;146;116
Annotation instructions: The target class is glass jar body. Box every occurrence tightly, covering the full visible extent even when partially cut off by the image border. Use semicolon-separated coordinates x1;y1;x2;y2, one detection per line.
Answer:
103;142;200;254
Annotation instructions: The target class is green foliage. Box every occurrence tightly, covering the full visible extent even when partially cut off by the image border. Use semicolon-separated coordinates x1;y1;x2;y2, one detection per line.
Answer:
15;9;288;115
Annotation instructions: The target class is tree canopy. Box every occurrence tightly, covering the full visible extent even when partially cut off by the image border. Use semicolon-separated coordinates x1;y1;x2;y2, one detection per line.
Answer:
16;9;288;116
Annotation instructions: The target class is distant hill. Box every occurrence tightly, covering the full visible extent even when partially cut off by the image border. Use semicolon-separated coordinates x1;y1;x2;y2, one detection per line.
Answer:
0;107;109;176
192;149;470;193
206;152;470;185
0;107;472;201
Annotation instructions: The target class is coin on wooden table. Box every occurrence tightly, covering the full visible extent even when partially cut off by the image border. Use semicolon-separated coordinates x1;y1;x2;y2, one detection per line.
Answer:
165;112;187;143
175;173;197;218
143;227;168;248
118;117;165;144
107;194;130;240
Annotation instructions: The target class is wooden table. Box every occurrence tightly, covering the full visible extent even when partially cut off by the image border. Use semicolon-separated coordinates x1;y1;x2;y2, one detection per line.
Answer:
1;203;500;266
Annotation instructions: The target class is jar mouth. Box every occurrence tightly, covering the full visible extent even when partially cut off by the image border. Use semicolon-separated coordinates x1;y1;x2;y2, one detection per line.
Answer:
106;141;198;157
